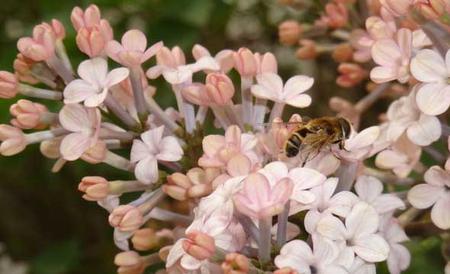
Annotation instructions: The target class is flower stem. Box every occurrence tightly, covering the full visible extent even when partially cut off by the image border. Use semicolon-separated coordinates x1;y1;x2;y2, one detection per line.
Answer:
25;127;68;144
46;55;74;84
104;95;141;131
146;207;192;225
109;180;147;195
241;77;253;127
55;40;73;73
129;67;149;125
335;160;359;192
146;97;180;132
276;202;290;246
269;102;285;123
103;150;132;171
258;217;272;264
138;189;166;214
253;98;267;130
196;106;208;123
19;84;62;100
354;83;390;113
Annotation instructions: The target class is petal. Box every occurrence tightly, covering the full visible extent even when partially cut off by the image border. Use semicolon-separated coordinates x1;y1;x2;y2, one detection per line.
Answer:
78;57;108;86
424;166;450;187
121;29;147;52
312;234;339;263
354;176;383;203
406;113;441;146
346;202;378;237
283;75;314;99
157;136;183;161
316;215;347;241
63;79;98;104
134;156;158;184
411;49;447;82
291;190;316;205
328;191;358;217
289;167;326;190
84;88;108;107
260;161;289;184
278;239;314;259
202;135;225;156
372;195;405;214
59;104;91;132
371;39;401;67
141;126;164;153
254;73;283;100
287;94;312;108
130;140;150;163
407;183;443;209
370;66;398;83
142;41;164;62
375;150;408;169
60;132;91;161
166;240;185;268
387;244;411;274
353;234;390;262
180;254;202;270
345;126;380;151
396;28;412;60
415;83;450;116
304;210;323;234
104;67;129;87
431;195;450;229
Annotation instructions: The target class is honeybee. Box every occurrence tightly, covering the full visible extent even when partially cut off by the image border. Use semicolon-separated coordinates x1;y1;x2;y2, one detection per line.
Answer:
283;117;352;165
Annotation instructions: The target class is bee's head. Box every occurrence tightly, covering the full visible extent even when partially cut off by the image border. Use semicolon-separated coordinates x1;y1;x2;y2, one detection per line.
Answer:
337;117;352;139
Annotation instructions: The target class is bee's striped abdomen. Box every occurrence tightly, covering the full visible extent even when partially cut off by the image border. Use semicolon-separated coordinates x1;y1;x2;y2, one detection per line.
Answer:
285;131;303;158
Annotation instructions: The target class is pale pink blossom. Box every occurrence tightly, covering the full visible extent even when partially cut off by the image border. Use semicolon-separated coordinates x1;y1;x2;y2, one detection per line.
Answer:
275;236;348;274
233;48;258;77
198;125;260;169
107;29;163;67
410;49;450;115
380;0;414;16
0;71;19;99
385;89;441;146
17;23;56;61
255;52;278;75
182;73;235;106
109;205;144;232
130;126;183;184
348;257;376;274
10;99;49;129
408;164;450;229
59;104;101;161
78;176;109;201
375;133;421;178
251;73;313;108
0;125;26;156
316;2;349;29
370;28;413;84
354;176;405;215
233;172;293;219
317;202;390;263
192;44;234;73
379;217;411;274
64;58;129;107
335;126;380;162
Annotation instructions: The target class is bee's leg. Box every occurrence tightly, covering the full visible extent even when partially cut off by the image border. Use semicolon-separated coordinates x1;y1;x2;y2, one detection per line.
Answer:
329;146;342;161
340;140;350;152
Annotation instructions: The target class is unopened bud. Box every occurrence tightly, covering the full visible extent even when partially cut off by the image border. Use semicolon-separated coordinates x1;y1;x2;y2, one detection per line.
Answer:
233;48;257;77
332;43;353;63
78;176;109;201
221;253;250;274
205;73;235;106
81;140;106;164
182;231;216;260
0;125;26;156
114;251;145;274
296;40;317;60
109;205;144;232
163;173;193;201
10;99;48;129
278;20;302;46
0;71;19;99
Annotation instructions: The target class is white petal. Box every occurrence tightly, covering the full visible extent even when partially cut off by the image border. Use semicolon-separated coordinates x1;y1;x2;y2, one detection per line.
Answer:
406;113;441;146
407;183;443;209
63;79;98;104
371;39;401;67
289;167;326;190
415;83;450;116
375;150;408;169
104;67;129;87
60;132;91;161
59;104;91;132
411;49;447;82
180;254;202;270
130;140;150;163
372;195;405;214
78;57;108;86
354;176;383;203
141;126;164;153
346;202;378;237
312;235;339;263
316;215;347;241
166;240;185;268
157;136;183;161
283;75;314;98
431;195;450;229
134;156;158;184
353;234;390;262
370;66;398;83
287;94;312;108
387;244;411;274
84;88;108;107
328;191;358;217
424;166;450;187
255;73;283;99
345;126;380;151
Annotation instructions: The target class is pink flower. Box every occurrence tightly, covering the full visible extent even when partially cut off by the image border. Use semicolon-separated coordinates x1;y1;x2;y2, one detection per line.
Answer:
10;99;49;129
317;2;349;29
182;231;216;260
59;104;101;161
78;176;109;201
198;125;260;169
182;73;235;106
335;126;380;162
410;49;450;115
0;125;26;156
407;164;450;229
17;23;56;62
114;251;145;274
251;73;313;108
354;176;405;215
107;29;163;67
317;202;390;263
375;133;421;178
336;63;367;88
109;205;144;232
380;0;414;16
379;217;411;274
130;126;183;184
275;236;348;274
64;58;129;107
255;52;278;75
385;89;441;146
233;48;258;77
192;44;234;73
370;28;412;84
233;172;293;219
0;71;19;99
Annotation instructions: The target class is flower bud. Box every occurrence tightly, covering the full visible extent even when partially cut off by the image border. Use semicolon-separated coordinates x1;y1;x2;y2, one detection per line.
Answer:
17;25;56;61
255;52;278;74
81;140;106;164
71;5;101;31
221;253;250;274
0;71;19;99
205;73;235;106
13;54;38;84
76;27;107;58
182;231;216;260
50;19;66;40
278;20;302;46
332;43;353;63
10;99;48;129
109;205;144;232
336;63;367;88
40;137;62;159
131;228;158;251
233;48;257;77
78;176;109;201
296;40;317;60
0;125;26;156
274;267;299;274
114;251;145;274
163;173;193;201
416;0;447;20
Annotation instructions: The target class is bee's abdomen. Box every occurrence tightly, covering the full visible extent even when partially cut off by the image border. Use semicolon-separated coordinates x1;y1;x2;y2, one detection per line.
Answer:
285;144;300;157
285;132;302;158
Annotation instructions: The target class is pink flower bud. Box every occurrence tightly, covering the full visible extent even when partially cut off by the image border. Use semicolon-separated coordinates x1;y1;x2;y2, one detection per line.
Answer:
76;27;107;58
336;63;368;88
332;43;353;63
205;73;235;106
114;251;145;274
296;40;317;60
182;231;216;260
221;253;250;274
380;0;413;16
81;140;107;164
416;0;447;19
0;125;26;156
255;52;278;74
71;5;102;31
40;137;62;159
17;23;56;61
163;173;193;201
319;2;349;29
10;99;48;129
13;54;38;85
233;48;257;77
278;20;302;46
78;176;109;201
50;19;66;40
131;228;159;251
274;267;299;274
109;205;144;232
0;71;19;99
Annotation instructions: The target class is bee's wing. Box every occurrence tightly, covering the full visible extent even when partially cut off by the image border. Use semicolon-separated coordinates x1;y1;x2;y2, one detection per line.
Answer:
258;121;305;131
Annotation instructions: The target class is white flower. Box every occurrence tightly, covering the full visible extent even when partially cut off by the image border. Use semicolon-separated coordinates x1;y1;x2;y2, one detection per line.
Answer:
410;49;450;115
379;216;410;274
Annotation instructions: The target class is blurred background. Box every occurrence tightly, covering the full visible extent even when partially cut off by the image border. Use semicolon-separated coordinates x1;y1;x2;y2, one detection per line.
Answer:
0;0;445;273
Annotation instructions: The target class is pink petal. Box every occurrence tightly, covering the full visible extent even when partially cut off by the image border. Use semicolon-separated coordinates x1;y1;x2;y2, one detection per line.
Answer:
130;140;150;163
60;132;91;161
415;83;450;116
162;67;192;85
252;73;283;100
227;154;251;177
431;195;450;229
142;41;164;62
353;234;389;262
411;49;447;82
424;166;450;187
375;150;408;169
289;167;326;189
202;135;225;156
78;57;108;86
63;79;98;104
287;94;312;108
406;113;441;146
134;156;158;184
345;126;380;151
84;87;108;107
270;178;294;205
396;28;412;60
370;66;398;83
59;104;92;132
387;244;411;274
141;126;164;153
225;125;241;147
166;240;185;268
354;176;383;203
121;29;147;52
260;161;289;185
371;39;401;67
104;67;129;87
407;183;443;209
106;40;124;63
283;75;314;99
157;136;183;161
316;215;346;241
346;202;378;237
